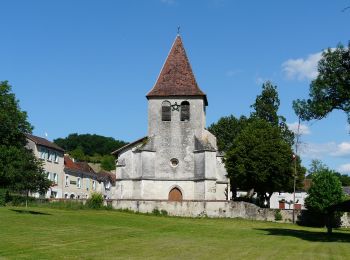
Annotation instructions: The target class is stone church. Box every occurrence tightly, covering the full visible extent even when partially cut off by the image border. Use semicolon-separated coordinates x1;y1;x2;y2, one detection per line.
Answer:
112;35;229;201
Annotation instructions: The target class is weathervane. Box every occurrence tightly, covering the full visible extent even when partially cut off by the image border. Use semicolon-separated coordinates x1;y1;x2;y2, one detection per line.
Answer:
177;26;181;35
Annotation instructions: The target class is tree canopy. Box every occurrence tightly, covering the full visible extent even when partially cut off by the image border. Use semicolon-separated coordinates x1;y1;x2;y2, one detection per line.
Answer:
293;42;350;124
208;115;249;152
0;81;51;194
306;159;350;187
225;119;304;205
211;82;305;204
305;168;344;214
54;133;127;156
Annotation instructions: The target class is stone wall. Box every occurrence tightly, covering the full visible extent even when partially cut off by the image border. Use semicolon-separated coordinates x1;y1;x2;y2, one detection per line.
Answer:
109;199;296;222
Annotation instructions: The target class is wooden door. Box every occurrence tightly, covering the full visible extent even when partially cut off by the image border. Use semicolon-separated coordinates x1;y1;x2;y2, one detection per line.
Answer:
279;202;285;209
168;187;182;201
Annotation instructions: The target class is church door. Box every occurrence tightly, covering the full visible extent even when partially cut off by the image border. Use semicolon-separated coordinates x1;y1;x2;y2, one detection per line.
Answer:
168;187;183;201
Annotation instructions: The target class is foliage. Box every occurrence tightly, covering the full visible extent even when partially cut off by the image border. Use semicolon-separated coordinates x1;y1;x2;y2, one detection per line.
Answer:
307;159;350;186
293;42;350;124
305;169;344;214
208;115;249;152
274;209;282;221
0;81;51;195
251;81;294;145
100;155;116;171
54;133;127;157
86;192;104;209
297;210;342;228
225;119;304;206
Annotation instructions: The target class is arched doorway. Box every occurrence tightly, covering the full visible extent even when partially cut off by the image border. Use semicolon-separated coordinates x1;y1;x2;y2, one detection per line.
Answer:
168;187;183;201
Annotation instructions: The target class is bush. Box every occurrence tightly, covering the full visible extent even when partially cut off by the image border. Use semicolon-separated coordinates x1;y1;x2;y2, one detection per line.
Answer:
86;193;104;209
274;209;282;221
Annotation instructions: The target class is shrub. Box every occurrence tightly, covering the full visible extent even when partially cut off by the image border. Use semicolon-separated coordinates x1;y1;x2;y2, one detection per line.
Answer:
161;209;168;216
297;210;342;228
86;193;104;209
152;208;161;216
274;209;282;221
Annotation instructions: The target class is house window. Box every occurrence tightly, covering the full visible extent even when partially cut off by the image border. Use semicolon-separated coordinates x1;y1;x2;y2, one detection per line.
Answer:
47;172;51;180
53;173;58;184
54;153;59;163
162;101;171;121
86;179;90;191
105;181;111;190
180;101;190;121
92;180;96;190
40;148;46;160
77;177;81;188
65;175;69;186
48;150;53;161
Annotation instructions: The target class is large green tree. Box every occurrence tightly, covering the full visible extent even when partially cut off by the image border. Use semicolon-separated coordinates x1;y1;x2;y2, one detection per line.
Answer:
305;168;344;215
208;115;249;152
293;42;350;124
0;81;51;194
252;81;294;145
225;119;304;206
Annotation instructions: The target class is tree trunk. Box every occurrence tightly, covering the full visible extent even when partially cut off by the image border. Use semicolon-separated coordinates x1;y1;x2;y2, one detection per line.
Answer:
326;212;333;235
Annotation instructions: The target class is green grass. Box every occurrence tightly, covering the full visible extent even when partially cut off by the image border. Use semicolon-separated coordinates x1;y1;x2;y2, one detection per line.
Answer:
0;207;350;259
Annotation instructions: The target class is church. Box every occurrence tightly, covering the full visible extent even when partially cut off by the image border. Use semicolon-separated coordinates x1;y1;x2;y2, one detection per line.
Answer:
112;35;229;201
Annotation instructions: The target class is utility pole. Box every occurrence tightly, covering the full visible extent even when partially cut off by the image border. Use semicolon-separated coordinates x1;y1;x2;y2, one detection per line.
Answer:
292;117;301;224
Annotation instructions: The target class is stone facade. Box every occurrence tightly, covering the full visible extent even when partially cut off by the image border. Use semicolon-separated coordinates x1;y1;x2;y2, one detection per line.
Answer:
113;35;229;201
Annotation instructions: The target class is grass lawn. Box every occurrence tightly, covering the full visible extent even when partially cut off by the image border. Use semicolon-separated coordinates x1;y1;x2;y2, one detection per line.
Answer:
0;207;350;259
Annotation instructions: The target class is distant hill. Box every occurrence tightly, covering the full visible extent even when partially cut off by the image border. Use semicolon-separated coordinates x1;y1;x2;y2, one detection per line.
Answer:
54;133;127;157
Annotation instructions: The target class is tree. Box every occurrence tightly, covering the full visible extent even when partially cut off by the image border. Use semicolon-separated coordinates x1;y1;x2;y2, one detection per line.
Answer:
252;81;294;145
304;168;344;231
54;133;127;156
0;81;51;195
100;155;116;171
293;42;350;124
225;119;304;206
307;159;350;186
208;115;249;152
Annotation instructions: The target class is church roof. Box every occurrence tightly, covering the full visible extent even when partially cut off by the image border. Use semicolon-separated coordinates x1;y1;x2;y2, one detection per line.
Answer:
146;35;208;105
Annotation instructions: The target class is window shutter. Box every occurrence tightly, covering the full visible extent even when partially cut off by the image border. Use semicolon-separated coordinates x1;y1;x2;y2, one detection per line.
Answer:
162;101;171;121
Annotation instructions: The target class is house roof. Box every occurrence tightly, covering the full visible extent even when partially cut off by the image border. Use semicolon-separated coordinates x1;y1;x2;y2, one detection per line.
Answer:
64;156;95;173
26;133;64;153
111;136;147;156
146;35;208;105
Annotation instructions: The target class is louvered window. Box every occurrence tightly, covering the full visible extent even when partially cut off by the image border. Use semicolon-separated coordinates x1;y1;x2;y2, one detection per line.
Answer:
180;101;190;121
162;101;171;121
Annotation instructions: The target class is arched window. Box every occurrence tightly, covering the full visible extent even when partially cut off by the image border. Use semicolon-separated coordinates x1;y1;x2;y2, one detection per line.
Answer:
168;187;183;201
180;101;190;121
162;101;171;121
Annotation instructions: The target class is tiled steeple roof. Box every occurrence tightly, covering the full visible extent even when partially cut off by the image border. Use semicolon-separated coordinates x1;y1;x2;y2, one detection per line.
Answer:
146;35;208;105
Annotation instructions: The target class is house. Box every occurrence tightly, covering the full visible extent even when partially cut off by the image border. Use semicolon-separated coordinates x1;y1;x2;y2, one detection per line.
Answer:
112;35;229;201
25;134;65;198
63;156;115;199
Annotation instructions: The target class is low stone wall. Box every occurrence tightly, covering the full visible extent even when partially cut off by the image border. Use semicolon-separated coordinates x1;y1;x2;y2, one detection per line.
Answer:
109;199;296;223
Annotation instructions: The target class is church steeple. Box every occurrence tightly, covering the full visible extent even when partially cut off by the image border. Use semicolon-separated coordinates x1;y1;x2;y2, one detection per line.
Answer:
146;35;208;105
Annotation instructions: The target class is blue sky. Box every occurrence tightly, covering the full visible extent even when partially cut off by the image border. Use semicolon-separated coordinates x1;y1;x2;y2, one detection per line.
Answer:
1;0;349;173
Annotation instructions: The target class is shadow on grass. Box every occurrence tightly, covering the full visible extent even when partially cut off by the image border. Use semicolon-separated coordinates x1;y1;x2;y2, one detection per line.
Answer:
9;209;51;215
256;228;350;242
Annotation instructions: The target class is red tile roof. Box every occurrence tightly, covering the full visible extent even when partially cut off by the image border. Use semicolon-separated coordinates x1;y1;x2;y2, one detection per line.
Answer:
146;35;208;105
26;134;64;152
64;156;95;173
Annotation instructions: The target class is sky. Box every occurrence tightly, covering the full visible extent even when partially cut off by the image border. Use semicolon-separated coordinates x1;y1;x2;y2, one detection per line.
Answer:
1;0;350;174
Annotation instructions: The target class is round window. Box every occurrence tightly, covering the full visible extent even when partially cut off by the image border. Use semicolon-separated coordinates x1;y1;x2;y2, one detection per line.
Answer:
170;158;179;167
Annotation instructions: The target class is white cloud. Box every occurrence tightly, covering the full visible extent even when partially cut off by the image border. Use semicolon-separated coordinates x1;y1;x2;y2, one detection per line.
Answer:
287;122;311;135
282;52;322;81
338;164;350;174
331;142;350;157
300;141;350;159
